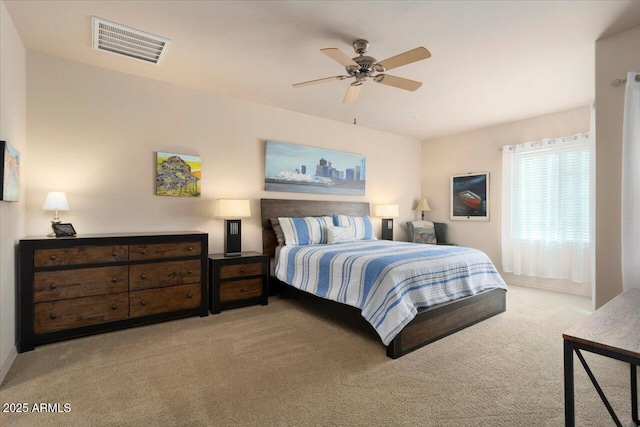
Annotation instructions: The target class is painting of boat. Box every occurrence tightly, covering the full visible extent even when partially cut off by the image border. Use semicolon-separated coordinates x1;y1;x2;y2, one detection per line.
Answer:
458;190;482;210
451;172;489;221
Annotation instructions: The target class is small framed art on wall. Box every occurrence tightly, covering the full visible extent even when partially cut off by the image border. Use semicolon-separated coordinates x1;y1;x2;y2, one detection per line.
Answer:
450;172;489;221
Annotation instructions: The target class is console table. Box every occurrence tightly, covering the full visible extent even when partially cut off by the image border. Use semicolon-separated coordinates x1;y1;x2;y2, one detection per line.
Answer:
563;288;640;427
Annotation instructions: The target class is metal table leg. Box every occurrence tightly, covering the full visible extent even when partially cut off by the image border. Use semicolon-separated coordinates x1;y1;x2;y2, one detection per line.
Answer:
633;364;638;426
565;340;575;427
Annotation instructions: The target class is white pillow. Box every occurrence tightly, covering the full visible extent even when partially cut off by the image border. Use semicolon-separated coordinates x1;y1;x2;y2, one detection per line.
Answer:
325;225;356;244
332;214;377;240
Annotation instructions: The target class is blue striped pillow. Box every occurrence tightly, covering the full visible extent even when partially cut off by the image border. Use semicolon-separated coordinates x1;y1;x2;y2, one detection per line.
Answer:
333;214;377;240
278;216;334;246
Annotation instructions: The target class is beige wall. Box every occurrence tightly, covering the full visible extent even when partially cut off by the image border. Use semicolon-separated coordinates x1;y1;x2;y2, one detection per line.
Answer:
422;106;591;295
595;24;640;308
25;52;422;253
0;0;26;384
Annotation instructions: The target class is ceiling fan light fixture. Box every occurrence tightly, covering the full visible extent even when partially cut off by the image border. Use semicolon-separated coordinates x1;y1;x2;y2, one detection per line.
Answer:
353;39;370;55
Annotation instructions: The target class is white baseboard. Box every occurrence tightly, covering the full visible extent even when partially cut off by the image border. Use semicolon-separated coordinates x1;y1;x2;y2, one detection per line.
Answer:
504;276;591;297
0;345;17;386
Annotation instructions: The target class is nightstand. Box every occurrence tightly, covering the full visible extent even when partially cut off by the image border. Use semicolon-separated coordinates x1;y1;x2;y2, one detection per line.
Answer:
209;251;268;314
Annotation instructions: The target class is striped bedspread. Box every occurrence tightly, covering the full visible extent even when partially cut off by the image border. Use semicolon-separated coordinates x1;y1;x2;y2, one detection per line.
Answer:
275;240;507;345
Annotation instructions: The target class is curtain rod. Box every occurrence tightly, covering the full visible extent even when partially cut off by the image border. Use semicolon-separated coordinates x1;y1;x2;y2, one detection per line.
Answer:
612;74;640;86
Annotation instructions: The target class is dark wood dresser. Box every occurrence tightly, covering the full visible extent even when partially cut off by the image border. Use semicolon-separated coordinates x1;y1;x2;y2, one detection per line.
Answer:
18;231;208;352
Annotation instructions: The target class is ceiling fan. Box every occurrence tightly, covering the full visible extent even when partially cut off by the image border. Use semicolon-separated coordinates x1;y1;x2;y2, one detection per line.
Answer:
293;39;431;103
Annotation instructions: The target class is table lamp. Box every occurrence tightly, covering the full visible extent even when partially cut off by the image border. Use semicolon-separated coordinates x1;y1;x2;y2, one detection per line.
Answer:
42;191;69;237
374;204;399;241
215;199;251;256
415;198;432;220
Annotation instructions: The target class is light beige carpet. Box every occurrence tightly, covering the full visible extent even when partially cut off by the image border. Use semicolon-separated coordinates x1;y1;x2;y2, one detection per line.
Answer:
0;285;635;426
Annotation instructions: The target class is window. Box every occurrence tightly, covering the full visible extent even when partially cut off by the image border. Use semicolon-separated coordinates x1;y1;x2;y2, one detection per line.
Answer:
502;133;591;283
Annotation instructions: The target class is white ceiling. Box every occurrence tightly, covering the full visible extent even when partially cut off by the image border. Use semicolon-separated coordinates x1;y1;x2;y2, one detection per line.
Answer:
5;1;640;140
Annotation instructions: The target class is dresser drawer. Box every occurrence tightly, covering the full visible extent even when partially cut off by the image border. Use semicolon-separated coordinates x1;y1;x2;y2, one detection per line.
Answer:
129;259;201;291
220;278;263;302
219;262;263;279
129;242;201;261
34;245;129;267
130;283;201;318
34;293;129;334
34;266;129;303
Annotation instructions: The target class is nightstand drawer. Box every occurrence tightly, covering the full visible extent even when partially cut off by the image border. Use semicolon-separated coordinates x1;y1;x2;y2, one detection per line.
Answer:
34;293;129;334
219;262;262;279
129;259;201;290
130;283;201;317
34;266;129;302
129;242;201;261
220;278;263;302
34;245;129;267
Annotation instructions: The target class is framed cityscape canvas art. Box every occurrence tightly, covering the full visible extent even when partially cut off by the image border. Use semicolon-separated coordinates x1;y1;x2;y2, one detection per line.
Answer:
265;140;365;196
156;152;201;197
450;172;489;221
0;140;20;202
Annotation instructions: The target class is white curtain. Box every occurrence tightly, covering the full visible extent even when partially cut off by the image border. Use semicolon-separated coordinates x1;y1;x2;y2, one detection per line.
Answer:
502;128;592;283
622;72;640;291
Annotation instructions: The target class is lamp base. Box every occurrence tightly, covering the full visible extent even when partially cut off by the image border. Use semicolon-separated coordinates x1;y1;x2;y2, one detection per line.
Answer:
46;220;61;238
224;219;242;257
381;218;394;241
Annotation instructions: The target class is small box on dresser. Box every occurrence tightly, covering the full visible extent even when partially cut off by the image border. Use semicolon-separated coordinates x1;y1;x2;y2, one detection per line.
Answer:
18;231;208;352
209;251;268;313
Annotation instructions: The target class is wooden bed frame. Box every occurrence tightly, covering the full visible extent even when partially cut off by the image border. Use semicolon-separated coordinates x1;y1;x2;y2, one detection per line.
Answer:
261;198;506;359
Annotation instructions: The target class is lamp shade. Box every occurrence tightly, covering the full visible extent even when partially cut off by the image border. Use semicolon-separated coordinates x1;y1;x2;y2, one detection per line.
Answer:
42;191;69;211
415;198;432;212
374;204;399;218
215;199;251;219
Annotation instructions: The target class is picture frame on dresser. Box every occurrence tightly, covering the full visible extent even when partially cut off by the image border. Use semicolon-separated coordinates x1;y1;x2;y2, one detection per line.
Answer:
18;231;208;353
52;223;76;237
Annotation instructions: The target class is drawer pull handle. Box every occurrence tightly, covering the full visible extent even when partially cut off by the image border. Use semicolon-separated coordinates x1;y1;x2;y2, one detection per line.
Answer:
240;268;245;274
50;255;57;261
112;251;118;257
187;293;193;299
49;314;57;320
240;288;246;292
111;304;118;310
140;249;147;255
187;270;192;275
111;277;118;283
140;274;146;280
49;283;57;290
187;246;193;251
140;300;147;306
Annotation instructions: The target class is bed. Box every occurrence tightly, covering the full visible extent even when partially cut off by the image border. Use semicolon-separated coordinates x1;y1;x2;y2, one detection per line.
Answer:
261;198;507;359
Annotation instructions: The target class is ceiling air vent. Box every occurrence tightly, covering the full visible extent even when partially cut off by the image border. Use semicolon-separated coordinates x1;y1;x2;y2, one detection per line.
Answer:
92;17;171;65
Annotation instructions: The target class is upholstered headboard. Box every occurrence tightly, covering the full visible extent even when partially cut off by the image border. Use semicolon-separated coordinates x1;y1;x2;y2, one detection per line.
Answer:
260;198;370;258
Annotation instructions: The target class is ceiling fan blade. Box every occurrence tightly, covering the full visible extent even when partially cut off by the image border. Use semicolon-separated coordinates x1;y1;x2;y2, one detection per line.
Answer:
293;75;349;88
343;83;363;103
374;74;422;91
375;47;431;71
321;48;359;67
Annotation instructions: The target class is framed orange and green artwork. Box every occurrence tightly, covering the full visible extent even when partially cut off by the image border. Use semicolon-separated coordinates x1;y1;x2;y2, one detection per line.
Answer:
156;152;201;197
